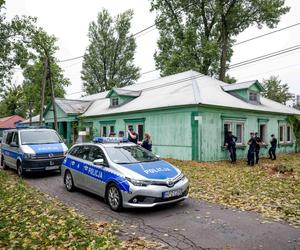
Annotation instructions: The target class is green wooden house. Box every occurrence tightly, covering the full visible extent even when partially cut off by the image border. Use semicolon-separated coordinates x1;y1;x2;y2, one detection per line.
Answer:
44;70;300;161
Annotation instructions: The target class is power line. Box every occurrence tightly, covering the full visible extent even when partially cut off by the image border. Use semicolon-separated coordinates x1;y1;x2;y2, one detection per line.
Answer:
59;20;300;65
229;45;300;69
58;1;197;64
66;45;300;97
234;22;300;46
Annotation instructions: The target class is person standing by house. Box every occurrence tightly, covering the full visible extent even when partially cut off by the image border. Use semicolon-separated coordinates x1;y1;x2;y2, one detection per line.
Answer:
254;132;262;164
247;132;256;166
268;134;277;160
118;131;125;138
141;133;152;151
224;131;237;164
128;126;138;144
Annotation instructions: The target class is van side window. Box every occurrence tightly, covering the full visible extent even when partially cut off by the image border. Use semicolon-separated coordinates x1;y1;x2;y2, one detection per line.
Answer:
12;132;19;146
6;132;13;145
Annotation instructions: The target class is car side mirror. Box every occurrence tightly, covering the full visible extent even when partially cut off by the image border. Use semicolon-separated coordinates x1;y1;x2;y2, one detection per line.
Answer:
93;158;104;166
10;142;18;147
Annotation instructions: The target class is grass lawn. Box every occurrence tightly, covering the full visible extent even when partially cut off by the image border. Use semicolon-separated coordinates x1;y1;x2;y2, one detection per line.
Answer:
167;153;300;226
0;170;163;249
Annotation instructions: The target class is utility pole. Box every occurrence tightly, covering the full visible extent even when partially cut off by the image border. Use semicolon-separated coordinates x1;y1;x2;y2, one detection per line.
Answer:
47;56;58;131
29;101;33;126
39;57;48;125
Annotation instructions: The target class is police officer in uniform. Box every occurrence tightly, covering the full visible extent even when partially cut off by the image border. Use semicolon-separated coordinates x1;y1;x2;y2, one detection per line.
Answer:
268;134;277;160
254;132;262;164
224;131;237;164
247;132;256;166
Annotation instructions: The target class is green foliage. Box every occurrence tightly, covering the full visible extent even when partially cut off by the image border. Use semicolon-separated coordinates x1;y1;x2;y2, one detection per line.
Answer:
0;0;36;88
81;9;140;94
262;76;293;104
150;0;289;81
0;170;119;248
167;153;300;225
0;83;27;117
288;115;300;152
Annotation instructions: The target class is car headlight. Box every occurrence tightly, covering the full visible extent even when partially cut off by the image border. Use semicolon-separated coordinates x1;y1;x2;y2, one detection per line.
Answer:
126;177;152;187
23;153;36;159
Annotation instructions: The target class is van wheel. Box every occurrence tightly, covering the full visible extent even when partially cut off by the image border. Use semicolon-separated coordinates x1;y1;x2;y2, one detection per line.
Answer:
64;171;75;192
106;183;123;211
17;162;24;177
1;155;8;170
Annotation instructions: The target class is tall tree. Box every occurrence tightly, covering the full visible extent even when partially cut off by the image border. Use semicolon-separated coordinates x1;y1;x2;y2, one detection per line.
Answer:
22;30;70;117
81;9;140;94
150;0;289;82
0;0;36;89
262;76;292;104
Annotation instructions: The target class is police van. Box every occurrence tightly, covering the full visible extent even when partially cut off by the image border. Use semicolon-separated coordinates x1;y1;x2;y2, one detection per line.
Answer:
1;128;68;177
62;137;189;211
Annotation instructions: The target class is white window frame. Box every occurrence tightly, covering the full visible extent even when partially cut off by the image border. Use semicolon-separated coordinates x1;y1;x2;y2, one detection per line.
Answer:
223;121;245;145
100;124;115;137
259;123;267;144
235;123;244;144
279;125;285;143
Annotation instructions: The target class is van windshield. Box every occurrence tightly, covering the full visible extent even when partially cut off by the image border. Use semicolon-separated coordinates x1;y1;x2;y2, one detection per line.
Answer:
21;130;62;145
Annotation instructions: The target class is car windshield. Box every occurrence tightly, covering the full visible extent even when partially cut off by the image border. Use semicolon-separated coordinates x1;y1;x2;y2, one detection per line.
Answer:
21;130;62;145
105;146;159;164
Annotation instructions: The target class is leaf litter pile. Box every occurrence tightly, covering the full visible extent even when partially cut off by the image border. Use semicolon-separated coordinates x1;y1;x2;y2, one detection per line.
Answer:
167;153;300;226
0;170;164;249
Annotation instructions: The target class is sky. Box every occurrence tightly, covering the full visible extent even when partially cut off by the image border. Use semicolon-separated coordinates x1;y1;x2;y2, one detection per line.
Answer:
5;0;300;102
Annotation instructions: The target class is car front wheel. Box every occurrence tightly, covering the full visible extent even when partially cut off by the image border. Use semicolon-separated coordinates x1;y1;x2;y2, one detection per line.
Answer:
17;162;24;177
106;183;122;211
64;171;75;192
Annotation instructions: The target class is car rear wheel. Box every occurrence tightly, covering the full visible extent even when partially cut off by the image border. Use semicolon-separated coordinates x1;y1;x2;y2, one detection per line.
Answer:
106;183;122;211
17;162;24;177
64;171;75;192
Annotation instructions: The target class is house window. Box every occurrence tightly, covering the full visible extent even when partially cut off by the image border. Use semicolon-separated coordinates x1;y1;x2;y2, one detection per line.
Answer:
111;97;119;107
110;125;115;134
223;123;232;143
137;124;144;141
127;124;144;142
102;126;107;137
101;125;115;137
279;125;285;142
259;124;267;143
249;92;258;102
287;126;291;142
236;124;243;144
223;121;244;145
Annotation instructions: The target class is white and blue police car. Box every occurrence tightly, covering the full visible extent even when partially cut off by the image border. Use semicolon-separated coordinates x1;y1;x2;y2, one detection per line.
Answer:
62;137;189;211
1;128;68;177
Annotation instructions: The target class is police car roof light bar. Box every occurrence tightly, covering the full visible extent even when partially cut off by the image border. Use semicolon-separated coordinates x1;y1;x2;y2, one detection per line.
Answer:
93;137;129;143
15;124;49;129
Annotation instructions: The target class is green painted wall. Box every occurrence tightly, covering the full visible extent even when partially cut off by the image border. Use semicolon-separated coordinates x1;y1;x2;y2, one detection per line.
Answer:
80;105;296;162
200;106;295;161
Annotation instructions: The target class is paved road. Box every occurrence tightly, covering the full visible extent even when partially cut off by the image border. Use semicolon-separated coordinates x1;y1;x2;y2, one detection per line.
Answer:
22;171;300;250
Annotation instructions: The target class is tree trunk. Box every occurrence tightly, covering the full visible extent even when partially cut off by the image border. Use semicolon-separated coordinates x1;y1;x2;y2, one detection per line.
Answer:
40;57;48;125
219;19;228;82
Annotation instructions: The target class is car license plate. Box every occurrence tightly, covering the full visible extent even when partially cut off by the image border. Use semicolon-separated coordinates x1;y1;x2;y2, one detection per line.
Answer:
162;188;182;199
45;165;59;171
